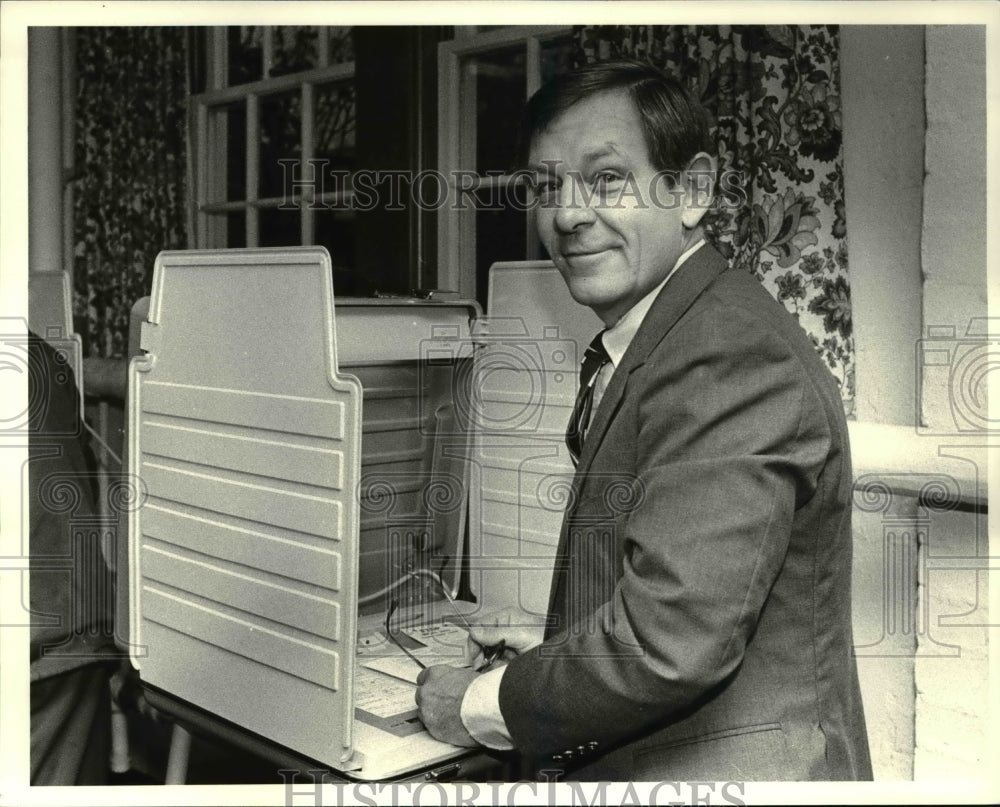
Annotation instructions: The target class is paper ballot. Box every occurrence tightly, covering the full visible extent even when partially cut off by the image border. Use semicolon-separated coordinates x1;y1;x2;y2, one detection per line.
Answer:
363;655;424;685
353;622;472;733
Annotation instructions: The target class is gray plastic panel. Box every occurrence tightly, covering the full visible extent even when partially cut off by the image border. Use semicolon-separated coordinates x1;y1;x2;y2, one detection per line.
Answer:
334;301;478;614
470;261;603;615
128;247;363;767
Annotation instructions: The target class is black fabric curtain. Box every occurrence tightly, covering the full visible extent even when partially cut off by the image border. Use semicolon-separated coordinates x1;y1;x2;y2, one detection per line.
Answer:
73;27;190;359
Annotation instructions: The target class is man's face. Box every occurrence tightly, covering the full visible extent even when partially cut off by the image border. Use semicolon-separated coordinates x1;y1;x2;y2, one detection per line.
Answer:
528;90;698;326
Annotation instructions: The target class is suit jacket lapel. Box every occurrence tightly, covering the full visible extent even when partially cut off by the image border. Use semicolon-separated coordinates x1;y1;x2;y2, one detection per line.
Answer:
569;245;730;493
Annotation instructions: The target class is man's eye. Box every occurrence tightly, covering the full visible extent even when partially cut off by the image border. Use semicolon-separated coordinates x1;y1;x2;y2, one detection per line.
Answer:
593;171;623;189
532;179;559;197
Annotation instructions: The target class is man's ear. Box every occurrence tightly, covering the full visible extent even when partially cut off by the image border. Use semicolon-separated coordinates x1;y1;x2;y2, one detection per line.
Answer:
680;152;718;230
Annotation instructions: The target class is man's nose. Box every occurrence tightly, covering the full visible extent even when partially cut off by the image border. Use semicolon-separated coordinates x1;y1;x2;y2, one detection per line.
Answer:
552;177;596;233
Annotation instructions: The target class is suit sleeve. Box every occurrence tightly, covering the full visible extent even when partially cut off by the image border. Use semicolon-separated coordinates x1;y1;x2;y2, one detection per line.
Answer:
497;302;834;758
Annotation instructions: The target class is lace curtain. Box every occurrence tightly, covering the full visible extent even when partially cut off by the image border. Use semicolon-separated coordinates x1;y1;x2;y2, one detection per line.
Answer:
72;28;190;359
574;25;854;413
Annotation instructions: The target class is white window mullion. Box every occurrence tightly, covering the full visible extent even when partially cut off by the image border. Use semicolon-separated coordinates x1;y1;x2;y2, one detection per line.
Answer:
318;28;329;69
262;27;275;80
526;37;543;96
206;26;228;247
457;58;478;298
437;46;463;297
246;93;260;247
61;28;76;277
525;37;544;260
301;82;315;246
210;27;228;90
196;62;355;106
195;102;210;247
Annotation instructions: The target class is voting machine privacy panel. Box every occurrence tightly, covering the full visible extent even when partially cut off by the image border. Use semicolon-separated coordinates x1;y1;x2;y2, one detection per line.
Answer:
122;247;601;780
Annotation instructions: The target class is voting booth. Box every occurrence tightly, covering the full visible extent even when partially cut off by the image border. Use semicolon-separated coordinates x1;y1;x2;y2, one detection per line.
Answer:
119;246;601;781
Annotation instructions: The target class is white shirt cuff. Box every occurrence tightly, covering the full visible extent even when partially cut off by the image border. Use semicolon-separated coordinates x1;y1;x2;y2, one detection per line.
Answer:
459;665;514;751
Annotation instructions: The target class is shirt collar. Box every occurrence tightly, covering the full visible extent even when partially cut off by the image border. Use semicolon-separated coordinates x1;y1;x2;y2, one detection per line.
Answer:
602;239;707;367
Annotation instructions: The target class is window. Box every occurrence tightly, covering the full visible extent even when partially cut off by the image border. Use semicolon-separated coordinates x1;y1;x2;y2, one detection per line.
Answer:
437;26;574;304
191;27;360;288
191;26;570;301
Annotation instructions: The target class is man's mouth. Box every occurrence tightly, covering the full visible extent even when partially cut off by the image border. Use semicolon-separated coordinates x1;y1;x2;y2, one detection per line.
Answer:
562;247;612;258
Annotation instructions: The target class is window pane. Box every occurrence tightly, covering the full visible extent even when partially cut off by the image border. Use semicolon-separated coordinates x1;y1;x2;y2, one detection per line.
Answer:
541;36;576;84
260;91;301;200
315;82;356;172
472;47;526;174
463;47;529;306
228;26;263;85
476;183;528;305
315;211;361;295
324;27;355;66
272;26;319;77
206;103;246;204
205;212;247;248
258;207;300;247
226;212;246;247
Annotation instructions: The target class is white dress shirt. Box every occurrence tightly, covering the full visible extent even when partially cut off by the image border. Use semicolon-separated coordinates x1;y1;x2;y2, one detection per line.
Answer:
459;240;708;749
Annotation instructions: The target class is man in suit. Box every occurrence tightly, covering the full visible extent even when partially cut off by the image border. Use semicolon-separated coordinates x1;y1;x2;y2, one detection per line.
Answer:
416;60;872;781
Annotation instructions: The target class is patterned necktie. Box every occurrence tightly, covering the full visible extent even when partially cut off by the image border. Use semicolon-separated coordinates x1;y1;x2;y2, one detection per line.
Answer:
566;330;611;466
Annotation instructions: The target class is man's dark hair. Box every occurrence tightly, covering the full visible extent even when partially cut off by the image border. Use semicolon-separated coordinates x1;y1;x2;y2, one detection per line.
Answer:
521;59;713;172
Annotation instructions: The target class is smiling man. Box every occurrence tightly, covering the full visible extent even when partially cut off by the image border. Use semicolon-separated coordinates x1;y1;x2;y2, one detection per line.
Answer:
528;82;712;329
415;60;872;782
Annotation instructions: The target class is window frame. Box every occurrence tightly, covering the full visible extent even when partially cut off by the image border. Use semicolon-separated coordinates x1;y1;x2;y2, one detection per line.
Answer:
437;26;572;299
190;27;356;250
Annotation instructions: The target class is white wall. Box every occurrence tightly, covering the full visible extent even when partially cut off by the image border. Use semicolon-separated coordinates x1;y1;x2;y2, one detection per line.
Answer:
842;24;991;784
913;24;989;782
842;25;925;428
841;25;925;780
27;27;63;276
920;25;988;431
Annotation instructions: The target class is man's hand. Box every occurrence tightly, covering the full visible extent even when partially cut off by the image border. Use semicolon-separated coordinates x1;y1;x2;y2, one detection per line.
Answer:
465;610;545;670
414;665;481;747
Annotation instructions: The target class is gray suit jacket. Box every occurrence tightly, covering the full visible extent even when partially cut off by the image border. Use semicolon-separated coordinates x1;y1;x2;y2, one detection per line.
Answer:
498;245;872;781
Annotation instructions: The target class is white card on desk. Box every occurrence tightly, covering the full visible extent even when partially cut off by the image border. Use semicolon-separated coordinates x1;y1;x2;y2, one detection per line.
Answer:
403;621;471;656
362;655;425;684
361;623;472;683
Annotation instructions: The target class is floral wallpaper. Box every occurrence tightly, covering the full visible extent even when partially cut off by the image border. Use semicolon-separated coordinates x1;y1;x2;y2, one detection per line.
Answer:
574;25;854;413
72;27;190;359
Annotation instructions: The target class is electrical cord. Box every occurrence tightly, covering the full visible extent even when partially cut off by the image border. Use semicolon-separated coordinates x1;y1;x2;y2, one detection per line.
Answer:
357;566;454;606
83;420;123;467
